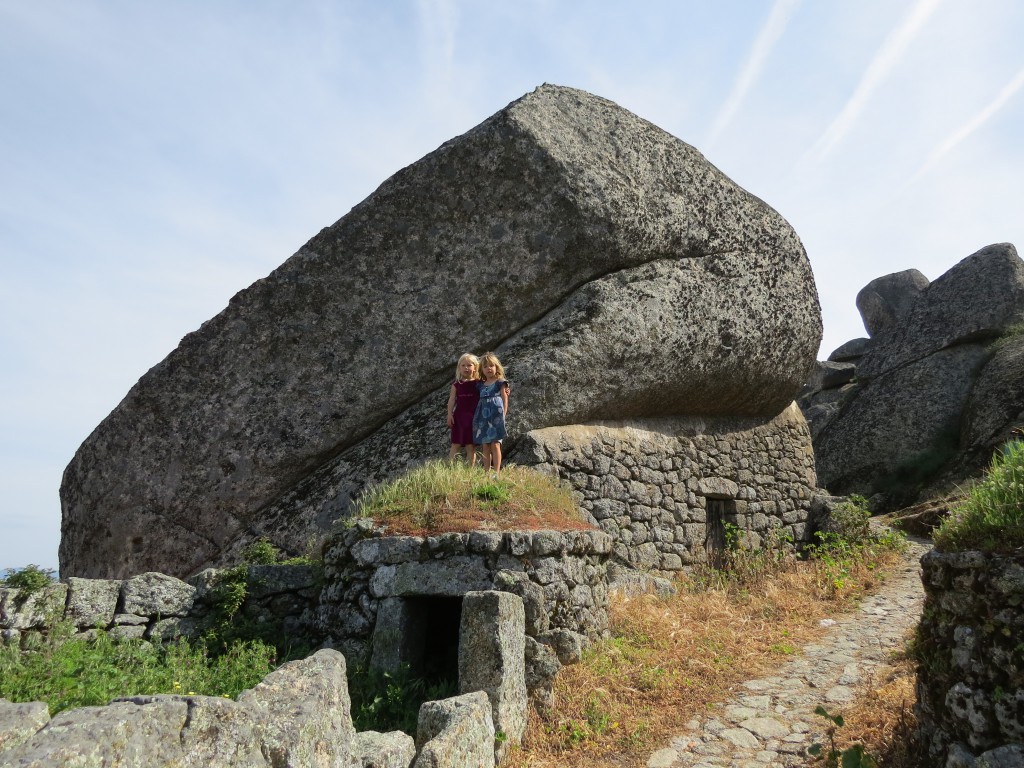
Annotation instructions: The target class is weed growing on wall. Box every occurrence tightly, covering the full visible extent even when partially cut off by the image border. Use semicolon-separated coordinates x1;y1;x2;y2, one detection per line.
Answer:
346;662;456;734
1;564;58;610
0;564;56;592
933;439;1024;553
203;537;319;656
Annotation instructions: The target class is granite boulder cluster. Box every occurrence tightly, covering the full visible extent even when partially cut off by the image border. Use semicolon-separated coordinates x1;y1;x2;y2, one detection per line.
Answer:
800;242;1024;506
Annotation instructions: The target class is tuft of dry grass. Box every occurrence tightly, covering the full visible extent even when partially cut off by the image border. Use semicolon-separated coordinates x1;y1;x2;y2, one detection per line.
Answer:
513;545;908;768
827;655;923;768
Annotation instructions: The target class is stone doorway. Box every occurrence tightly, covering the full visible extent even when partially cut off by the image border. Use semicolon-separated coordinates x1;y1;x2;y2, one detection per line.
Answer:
705;496;736;567
370;595;463;687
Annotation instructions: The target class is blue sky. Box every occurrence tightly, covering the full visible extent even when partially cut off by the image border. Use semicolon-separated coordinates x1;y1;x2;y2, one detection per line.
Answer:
2;0;1022;572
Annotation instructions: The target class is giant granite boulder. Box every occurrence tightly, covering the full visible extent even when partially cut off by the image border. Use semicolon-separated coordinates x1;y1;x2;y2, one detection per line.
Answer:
803;243;1024;502
61;84;821;579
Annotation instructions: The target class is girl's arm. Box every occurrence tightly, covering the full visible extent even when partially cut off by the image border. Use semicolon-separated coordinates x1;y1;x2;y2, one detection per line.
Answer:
501;382;509;416
447;384;456;428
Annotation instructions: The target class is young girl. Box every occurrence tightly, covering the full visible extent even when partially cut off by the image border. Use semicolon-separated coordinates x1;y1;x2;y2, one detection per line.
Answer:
473;352;510;475
447;353;480;464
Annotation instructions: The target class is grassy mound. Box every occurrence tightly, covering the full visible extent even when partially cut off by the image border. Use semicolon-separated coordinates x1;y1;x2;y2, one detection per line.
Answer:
348;461;593;536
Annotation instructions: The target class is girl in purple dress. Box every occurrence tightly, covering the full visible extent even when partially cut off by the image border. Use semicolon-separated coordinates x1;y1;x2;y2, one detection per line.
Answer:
446;353;480;465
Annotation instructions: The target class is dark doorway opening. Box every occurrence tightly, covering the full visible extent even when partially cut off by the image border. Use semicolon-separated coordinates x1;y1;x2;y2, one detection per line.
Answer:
406;596;463;687
705;496;736;567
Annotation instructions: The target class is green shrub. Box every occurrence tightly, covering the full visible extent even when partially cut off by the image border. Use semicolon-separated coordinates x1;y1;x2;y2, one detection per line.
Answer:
933;440;1024;553
200;534;322;655
1;564;56;593
347;663;456;734
241;537;280;565
0;632;276;716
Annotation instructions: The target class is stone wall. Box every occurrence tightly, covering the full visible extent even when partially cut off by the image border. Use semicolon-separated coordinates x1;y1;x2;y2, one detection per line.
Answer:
1;648;503;767
319;524;612;709
916;549;1024;765
0;564;322;650
511;403;820;572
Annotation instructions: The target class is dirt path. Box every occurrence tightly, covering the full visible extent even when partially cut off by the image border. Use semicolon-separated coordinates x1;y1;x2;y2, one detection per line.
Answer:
643;537;930;768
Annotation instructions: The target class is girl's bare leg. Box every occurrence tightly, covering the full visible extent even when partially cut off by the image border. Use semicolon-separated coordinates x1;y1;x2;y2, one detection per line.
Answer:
450;443;463;461
469;446;478;467
492;442;502;475
481;444;492;471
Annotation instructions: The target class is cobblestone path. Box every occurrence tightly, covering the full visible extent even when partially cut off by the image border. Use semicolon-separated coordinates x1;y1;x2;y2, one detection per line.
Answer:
644;538;930;768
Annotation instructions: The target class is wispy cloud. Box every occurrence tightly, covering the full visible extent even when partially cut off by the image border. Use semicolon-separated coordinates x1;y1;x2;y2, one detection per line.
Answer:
416;0;459;101
706;0;801;149
911;67;1024;182
804;0;941;163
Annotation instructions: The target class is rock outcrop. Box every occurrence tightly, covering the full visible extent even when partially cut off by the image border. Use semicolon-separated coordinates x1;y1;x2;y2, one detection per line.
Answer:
801;243;1024;503
0;649;502;767
1;650;357;767
61;83;821;579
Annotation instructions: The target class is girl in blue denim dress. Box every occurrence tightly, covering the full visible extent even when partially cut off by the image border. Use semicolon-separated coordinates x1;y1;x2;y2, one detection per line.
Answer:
472;352;510;475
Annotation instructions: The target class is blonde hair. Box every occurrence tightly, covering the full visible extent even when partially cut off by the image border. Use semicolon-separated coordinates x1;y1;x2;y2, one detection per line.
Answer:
454;353;480;382
478;351;506;380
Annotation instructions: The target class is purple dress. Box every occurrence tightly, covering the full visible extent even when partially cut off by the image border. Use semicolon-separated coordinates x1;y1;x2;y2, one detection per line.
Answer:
451;379;480;445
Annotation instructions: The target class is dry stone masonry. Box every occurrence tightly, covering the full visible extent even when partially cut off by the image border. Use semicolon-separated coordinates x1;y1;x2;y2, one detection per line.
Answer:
318;523;612;711
0;565;322;650
512;404;821;571
915;549;1024;765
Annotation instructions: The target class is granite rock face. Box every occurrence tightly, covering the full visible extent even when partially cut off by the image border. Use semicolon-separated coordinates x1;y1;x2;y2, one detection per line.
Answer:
961;333;1024;468
61;83;821;579
413;692;496;768
916;550;1024;765
458;591;527;763
855;268;929;338
0;649;462;767
801;242;1024;502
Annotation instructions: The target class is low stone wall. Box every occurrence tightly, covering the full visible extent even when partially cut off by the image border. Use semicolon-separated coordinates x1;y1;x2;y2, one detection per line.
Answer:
916;549;1024;765
319;524;612;708
512;404;819;572
1;649;499;767
0;564;322;649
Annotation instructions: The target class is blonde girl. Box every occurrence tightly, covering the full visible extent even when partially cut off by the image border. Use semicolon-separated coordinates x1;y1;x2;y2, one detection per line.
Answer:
447;353;480;464
472;352;510;475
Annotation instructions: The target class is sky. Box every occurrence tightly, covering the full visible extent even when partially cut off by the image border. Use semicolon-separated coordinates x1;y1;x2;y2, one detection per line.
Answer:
2;0;1022;573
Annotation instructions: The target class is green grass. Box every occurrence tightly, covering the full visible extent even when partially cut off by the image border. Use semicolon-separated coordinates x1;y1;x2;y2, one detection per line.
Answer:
933;439;1024;553
0;629;277;716
0;538;319;717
